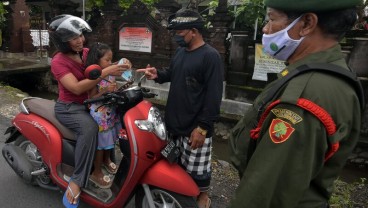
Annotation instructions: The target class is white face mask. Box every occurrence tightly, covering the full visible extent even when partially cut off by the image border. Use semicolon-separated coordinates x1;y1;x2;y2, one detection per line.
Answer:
262;16;304;61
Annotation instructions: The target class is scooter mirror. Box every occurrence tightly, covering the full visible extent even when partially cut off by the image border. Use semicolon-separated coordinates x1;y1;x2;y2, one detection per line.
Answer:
84;64;102;80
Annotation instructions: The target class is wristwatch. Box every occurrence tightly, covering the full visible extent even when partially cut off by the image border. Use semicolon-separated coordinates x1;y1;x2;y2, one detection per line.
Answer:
196;126;208;136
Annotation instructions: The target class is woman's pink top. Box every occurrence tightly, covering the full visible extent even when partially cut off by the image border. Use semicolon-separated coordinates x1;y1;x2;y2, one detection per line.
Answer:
51;48;89;104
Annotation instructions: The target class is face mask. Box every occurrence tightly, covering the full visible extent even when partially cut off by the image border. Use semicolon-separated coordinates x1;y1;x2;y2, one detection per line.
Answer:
173;30;192;47
262;16;305;61
174;35;189;47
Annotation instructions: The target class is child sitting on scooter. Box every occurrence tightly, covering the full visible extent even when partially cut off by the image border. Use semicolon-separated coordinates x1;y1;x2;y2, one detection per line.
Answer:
85;42;131;188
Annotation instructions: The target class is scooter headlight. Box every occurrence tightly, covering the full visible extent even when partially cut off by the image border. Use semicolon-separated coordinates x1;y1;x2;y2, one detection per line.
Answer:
135;107;167;141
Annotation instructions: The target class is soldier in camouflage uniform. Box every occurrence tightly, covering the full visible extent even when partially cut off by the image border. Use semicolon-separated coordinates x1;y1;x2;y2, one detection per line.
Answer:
228;0;365;207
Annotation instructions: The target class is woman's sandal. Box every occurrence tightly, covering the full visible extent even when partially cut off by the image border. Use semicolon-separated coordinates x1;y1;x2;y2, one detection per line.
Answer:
89;174;112;189
62;185;81;208
102;162;118;174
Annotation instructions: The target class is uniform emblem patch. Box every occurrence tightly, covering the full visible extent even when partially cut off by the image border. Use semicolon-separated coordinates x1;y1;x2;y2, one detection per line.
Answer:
271;108;302;124
269;118;295;143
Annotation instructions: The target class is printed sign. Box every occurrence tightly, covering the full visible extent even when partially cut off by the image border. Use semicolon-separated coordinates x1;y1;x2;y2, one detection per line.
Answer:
119;27;152;53
252;43;285;81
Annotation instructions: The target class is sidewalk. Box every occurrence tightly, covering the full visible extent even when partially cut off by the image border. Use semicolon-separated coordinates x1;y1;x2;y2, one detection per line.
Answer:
0;51;50;76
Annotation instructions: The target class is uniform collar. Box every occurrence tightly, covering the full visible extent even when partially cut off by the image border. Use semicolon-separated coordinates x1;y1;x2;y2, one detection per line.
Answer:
278;44;345;78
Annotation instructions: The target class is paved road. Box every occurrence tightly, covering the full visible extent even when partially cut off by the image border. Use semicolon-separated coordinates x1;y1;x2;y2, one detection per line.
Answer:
0;115;135;208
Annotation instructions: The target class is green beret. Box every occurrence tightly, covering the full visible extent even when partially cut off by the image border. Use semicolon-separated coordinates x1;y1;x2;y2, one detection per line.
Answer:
264;0;363;12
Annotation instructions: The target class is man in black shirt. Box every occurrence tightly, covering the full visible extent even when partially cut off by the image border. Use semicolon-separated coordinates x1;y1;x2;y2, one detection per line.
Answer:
137;9;223;208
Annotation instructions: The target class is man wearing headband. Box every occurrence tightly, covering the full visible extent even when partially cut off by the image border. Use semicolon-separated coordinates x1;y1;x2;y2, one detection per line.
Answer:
137;9;224;208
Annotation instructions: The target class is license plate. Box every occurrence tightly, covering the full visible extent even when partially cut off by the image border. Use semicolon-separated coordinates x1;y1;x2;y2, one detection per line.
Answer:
161;140;179;163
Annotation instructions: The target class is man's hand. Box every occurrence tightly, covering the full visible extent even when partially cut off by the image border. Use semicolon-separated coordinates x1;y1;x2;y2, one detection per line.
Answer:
189;128;206;150
136;64;158;80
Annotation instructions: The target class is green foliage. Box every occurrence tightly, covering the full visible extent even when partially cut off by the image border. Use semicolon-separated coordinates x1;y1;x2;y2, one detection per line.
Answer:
201;0;219;29
87;0;159;11
330;179;355;207
329;178;367;207
207;0;219;16
119;0;158;10
0;2;8;29
86;0;105;9
118;0;136;10
232;0;265;37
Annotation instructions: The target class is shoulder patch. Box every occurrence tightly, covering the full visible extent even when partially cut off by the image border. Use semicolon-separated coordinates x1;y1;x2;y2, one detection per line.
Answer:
269;118;295;143
271;108;302;124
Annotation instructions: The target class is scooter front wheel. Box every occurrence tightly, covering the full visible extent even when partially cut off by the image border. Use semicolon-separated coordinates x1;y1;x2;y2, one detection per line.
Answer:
135;186;198;208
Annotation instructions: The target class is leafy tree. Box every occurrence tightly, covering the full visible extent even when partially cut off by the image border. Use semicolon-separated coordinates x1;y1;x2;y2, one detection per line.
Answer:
232;0;265;37
86;0;159;11
0;1;8;29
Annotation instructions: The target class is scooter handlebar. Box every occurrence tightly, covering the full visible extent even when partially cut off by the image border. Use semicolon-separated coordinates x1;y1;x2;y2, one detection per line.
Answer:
83;96;107;105
83;93;123;106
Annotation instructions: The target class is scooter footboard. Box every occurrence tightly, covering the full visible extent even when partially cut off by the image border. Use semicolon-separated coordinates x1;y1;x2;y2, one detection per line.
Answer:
139;160;200;196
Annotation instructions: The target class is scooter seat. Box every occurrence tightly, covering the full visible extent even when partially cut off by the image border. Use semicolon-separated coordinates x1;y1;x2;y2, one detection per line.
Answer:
24;98;75;140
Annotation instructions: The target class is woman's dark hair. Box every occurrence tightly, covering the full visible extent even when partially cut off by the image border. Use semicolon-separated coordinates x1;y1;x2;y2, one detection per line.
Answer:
285;8;358;41
85;42;111;67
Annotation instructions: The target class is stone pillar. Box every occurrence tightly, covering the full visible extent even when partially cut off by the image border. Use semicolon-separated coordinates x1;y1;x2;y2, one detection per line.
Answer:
84;1;121;49
348;36;368;144
49;0;80;17
8;0;33;52
154;0;181;27
206;0;233;79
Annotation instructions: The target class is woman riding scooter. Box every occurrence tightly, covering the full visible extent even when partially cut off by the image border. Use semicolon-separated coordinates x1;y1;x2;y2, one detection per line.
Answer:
48;14;127;207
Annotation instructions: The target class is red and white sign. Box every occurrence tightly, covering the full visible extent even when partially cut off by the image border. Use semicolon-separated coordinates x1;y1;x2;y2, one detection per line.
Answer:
119;27;152;53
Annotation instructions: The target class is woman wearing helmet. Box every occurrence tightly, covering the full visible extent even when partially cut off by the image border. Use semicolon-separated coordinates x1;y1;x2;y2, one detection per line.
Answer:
48;15;127;207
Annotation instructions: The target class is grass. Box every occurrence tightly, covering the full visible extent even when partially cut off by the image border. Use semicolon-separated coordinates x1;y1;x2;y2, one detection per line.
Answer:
0;83;27;101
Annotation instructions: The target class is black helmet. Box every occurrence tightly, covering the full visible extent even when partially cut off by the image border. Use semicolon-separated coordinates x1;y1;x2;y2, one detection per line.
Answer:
167;9;205;30
48;14;92;53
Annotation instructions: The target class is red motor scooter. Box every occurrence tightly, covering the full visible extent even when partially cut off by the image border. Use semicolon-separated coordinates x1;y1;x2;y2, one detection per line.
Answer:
2;66;199;208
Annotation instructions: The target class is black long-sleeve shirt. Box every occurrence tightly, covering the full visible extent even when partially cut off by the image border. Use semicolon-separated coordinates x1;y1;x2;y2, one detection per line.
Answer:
155;44;224;137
